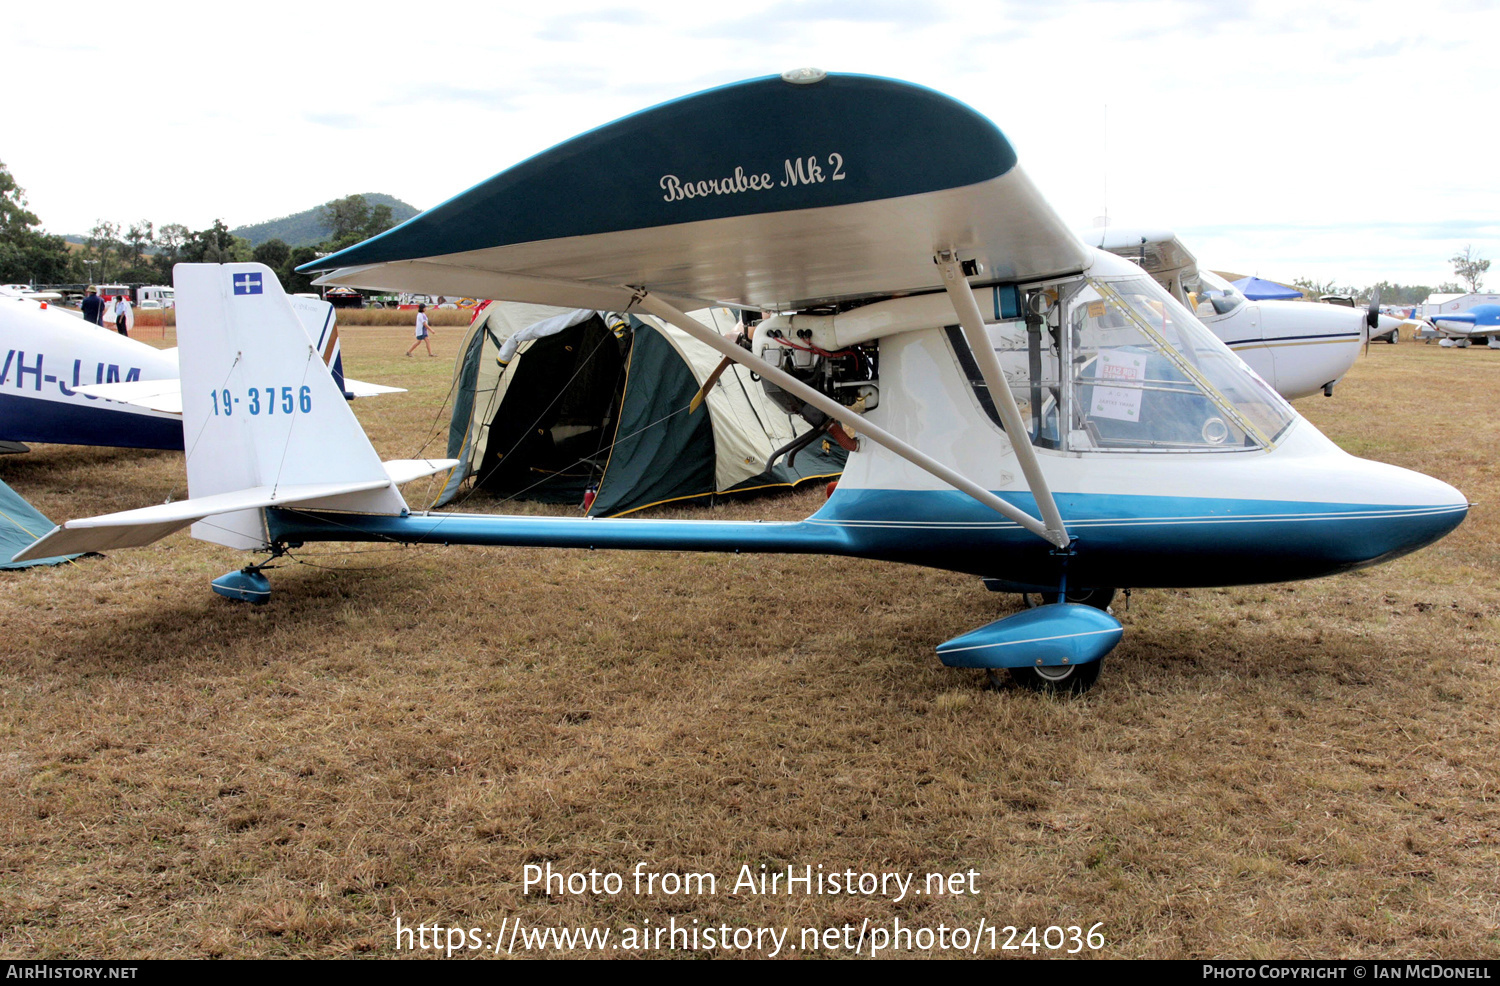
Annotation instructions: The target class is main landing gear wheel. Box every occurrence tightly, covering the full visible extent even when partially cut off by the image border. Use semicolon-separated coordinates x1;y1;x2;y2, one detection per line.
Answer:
992;660;1104;695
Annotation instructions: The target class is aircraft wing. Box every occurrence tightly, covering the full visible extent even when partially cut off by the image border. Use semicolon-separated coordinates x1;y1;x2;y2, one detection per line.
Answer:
73;379;184;414
302;73;1090;311
343;377;407;398
1080;227;1197;279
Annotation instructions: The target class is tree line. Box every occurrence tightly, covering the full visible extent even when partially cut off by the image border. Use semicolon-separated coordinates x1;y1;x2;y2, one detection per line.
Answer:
1292;248;1488;306
4;157;1489;306
0;159;395;293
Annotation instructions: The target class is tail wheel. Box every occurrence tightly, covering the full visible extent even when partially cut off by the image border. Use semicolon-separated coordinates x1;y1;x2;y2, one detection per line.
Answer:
995;660;1104;695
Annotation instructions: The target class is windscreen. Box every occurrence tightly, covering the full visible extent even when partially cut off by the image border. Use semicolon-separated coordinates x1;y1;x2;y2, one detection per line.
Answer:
1063;275;1293;451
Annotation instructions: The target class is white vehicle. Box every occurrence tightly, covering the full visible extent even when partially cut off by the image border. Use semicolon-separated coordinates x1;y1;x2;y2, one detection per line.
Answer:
136;285;175;309
1082;228;1379;400
396;292;456;309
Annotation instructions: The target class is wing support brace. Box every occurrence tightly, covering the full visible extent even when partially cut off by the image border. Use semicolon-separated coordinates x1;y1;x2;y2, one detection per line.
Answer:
935;252;1069;547
633;292;1069;548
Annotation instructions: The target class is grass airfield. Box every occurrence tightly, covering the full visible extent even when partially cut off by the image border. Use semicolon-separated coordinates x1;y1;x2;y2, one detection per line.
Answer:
1;324;1496;959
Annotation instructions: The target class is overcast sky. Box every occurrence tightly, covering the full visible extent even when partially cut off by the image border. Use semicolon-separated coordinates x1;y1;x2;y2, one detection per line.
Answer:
7;0;1496;287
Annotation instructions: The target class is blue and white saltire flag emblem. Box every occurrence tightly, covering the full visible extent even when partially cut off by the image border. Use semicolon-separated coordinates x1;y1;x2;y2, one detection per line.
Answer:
232;272;264;295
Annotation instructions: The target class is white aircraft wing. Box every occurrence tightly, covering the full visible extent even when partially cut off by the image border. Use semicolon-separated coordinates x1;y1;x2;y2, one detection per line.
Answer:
1080;227;1197;280
304;72;1090;312
72;379;184;414
343;377;406;397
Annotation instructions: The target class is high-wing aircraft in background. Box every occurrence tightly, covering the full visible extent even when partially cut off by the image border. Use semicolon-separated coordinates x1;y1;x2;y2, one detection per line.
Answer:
1079;227;1396;399
15;72;1467;694
0;285;402;451
0;287;181;450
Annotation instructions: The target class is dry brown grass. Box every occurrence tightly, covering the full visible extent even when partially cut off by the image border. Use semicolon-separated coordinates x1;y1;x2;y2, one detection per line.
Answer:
1;329;1497;959
125;307;475;330
335;308;476;327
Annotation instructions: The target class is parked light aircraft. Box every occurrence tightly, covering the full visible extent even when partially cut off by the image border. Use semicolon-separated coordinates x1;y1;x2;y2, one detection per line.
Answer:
1079;228;1390;399
1429;304;1500;348
1;285;63;302
0;287;181;449
14;72;1467;693
0;285;402;451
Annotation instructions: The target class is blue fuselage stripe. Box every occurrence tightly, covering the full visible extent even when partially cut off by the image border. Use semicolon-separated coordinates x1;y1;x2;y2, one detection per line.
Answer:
267;486;1467;589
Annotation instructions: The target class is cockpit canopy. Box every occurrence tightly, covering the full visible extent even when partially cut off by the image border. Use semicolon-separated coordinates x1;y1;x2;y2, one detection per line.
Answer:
957;261;1293;453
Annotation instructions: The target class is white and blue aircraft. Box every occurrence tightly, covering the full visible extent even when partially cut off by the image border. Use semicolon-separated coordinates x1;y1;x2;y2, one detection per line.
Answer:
1430;304;1500;348
0;283;401;452
1079;228;1392;399
0;287;181;450
14;72;1468;693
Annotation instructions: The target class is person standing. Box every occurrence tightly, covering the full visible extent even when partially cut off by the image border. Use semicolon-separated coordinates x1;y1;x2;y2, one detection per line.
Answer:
112;293;132;336
80;288;103;326
405;303;436;356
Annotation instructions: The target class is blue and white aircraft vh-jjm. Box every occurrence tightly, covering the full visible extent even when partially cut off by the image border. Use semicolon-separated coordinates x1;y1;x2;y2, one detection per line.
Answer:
0;286;181;451
14;71;1468;694
0;282;402;453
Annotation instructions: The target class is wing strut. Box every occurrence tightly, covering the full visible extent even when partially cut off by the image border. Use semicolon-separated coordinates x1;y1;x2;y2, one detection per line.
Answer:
935;251;1069;546
633;292;1068;548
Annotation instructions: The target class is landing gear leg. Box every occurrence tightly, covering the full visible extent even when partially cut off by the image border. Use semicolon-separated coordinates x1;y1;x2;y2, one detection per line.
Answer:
1021;587;1117;611
211;544;288;604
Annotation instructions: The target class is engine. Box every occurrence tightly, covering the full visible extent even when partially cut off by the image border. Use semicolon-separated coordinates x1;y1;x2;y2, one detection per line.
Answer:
750;314;879;423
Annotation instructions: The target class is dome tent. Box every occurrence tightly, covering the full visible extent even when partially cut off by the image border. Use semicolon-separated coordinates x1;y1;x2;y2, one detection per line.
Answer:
433;303;844;516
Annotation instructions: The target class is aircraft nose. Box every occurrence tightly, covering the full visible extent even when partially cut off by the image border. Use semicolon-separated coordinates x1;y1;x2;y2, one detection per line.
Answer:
1342;458;1468;567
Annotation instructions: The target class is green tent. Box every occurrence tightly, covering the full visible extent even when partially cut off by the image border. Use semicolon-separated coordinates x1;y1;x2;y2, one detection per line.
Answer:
435;303;844;516
1;477;78;569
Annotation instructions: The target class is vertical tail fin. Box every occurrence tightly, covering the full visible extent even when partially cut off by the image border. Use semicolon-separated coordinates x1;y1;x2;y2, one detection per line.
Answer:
175;263;409;548
286;293;351;397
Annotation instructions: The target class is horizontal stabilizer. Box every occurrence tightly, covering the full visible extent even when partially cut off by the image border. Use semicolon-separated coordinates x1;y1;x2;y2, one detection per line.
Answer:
383;458;460;485
10;479;391;563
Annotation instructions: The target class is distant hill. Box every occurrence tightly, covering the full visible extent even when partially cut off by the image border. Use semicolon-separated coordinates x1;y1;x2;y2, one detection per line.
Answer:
230;194;421;248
